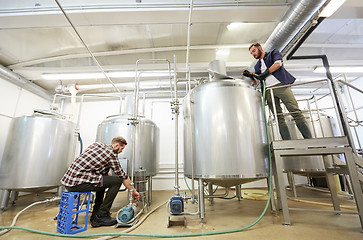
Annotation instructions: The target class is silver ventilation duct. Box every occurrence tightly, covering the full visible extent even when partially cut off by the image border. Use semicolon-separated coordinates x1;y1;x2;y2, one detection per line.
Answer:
264;0;327;52
0;65;52;101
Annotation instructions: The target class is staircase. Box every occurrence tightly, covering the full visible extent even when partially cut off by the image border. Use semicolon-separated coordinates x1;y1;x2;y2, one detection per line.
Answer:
271;136;363;231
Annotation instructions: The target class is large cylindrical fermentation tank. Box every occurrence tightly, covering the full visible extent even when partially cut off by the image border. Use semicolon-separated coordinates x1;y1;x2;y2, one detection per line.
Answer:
0;112;77;191
269;112;337;173
183;79;269;187
96;114;159;177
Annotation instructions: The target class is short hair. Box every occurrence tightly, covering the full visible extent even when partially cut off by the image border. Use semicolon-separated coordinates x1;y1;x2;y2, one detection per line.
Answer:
111;136;127;146
249;42;261;50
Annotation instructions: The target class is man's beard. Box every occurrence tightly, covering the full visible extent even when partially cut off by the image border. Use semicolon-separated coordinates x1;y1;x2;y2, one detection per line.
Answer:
255;49;262;59
113;147;120;154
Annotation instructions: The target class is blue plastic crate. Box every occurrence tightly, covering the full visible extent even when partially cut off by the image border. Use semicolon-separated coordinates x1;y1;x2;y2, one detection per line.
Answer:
57;191;91;234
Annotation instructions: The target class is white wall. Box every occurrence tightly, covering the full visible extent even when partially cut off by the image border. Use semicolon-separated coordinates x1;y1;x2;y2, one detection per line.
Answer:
0;78;51;165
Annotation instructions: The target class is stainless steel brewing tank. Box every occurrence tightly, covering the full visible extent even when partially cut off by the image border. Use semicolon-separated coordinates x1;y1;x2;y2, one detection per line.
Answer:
96;115;159;177
0;114;76;191
269;112;337;173
183;79;269;187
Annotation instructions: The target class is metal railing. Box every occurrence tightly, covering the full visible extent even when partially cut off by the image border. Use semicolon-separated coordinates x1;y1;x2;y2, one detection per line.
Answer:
267;78;345;141
266;76;362;157
334;78;363;156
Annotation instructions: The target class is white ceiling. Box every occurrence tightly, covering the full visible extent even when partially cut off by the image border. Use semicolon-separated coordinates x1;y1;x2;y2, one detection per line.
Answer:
0;0;362;95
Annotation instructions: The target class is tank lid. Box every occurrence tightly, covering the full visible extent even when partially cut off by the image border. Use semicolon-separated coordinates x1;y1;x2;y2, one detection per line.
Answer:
33;110;66;119
106;114;146;119
208;60;234;82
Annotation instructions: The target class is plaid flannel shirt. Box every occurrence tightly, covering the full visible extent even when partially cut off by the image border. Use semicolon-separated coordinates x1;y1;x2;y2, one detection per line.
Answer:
61;142;128;187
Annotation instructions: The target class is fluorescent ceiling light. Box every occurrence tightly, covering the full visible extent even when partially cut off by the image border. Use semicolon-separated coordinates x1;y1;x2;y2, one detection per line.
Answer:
227;22;244;30
313;66;363;73
76;80;184;91
319;0;346;17
42;71;174;80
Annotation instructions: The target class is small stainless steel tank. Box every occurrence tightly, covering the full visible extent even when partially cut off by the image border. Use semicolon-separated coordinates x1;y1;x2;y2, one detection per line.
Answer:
96;114;159;177
0;112;77;191
269;111;337;173
183;79;269;187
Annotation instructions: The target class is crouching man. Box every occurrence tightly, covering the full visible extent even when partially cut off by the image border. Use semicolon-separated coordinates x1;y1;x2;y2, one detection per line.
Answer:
61;136;139;227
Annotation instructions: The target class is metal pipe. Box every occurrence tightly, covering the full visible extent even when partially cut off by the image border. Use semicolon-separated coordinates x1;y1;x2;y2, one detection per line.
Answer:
204;188;229;198
54;0;121;93
285;17;326;58
313;95;325;138
52;94;71;112
0;65;52;101
119;94;123;115
186;0;194;92
172;55;180;196
76;93;122;130
306;99;317;138
59;98;65;114
198;178;205;222
288;55;351;142
133;59;171;204
326;80;345;136
0;113;12;119
344;83;362;151
337;80;363;94
173;55;178;100
134;59;172;116
269;79;330;90
334;81;357;153
142;93;146;116
269;88;280;139
264;0;326;52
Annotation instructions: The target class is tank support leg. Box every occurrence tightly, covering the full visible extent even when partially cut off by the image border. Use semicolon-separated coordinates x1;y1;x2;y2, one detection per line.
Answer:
287;172;297;198
267;178;276;213
207;183;214;204
9;191;18;205
272;154;291;225
148;176;153;205
57;186;64;197
236;185;242;201
323;155;341;212
198;179;205;223
0;190;10;211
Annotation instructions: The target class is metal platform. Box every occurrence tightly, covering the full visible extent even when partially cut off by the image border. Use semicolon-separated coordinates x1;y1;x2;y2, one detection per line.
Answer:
271;136;363;230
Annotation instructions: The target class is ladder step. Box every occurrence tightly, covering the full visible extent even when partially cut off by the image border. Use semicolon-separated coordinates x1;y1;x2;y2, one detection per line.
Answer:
326;167;348;174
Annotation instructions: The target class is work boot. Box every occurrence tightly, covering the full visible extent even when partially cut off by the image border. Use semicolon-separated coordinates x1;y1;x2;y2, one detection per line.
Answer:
91;214;117;227
296;122;312;139
90;210;111;222
90;206;100;222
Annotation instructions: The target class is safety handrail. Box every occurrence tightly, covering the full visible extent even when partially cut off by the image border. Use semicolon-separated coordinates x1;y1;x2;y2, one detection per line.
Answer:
267;78;345;141
334;79;363;155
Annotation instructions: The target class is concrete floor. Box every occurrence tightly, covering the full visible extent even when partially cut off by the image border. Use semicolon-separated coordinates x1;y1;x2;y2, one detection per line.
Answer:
0;187;362;240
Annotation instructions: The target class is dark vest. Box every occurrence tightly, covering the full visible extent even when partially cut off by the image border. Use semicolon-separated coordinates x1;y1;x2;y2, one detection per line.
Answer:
254;49;295;85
